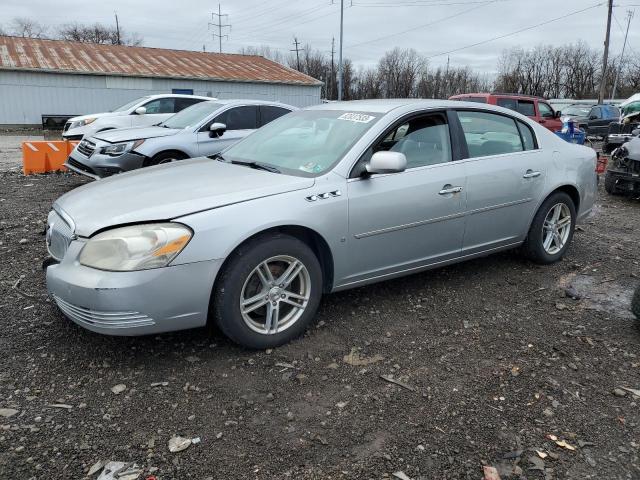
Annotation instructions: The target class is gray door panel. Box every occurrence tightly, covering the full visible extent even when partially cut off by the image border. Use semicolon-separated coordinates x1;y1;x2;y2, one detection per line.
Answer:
461;150;547;254
344;164;466;285
197;129;250;156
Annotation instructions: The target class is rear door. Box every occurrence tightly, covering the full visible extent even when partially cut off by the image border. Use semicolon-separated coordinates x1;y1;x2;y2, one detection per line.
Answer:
589;106;616;137
456;110;548;255
197;105;258;156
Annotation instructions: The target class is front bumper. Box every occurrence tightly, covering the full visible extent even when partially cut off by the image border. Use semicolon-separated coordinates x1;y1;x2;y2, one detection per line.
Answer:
46;241;223;336
65;149;146;179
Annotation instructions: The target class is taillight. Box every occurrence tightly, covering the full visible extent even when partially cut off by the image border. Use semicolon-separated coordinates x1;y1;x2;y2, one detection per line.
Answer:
596;153;608;174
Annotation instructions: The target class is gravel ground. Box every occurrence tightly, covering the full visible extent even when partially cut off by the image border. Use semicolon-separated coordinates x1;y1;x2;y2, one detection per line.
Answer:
1;170;639;480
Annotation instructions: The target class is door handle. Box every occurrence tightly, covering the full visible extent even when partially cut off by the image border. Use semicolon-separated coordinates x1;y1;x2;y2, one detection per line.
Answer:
523;170;541;179
439;185;463;195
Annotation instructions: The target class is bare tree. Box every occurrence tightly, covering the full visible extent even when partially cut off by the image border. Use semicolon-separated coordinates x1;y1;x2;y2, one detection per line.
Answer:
10;17;48;38
58;22;143;46
238;45;286;65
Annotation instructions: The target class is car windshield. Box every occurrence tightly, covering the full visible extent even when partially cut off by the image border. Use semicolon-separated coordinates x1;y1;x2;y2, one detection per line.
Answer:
222;109;381;176
112;96;151;112
563;105;592;116
161;102;224;129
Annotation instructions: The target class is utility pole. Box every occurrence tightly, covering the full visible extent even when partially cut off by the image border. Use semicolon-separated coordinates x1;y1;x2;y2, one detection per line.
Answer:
598;0;614;103
612;10;634;100
209;4;230;54
337;0;344;101
114;12;121;45
330;37;336;100
291;37;304;71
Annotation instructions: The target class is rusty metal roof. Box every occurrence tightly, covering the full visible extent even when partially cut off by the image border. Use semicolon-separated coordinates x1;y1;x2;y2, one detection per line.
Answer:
0;36;321;86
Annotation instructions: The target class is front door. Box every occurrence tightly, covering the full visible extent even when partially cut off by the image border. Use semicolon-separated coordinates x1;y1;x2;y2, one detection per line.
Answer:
197;105;258;156
130;97;176;128
537;101;562;132
344;112;466;286
456;110;548;255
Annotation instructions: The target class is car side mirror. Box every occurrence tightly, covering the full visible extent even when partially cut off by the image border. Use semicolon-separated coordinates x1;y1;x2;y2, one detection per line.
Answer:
209;122;227;138
366;151;407;175
554;110;562;118
135;106;147;115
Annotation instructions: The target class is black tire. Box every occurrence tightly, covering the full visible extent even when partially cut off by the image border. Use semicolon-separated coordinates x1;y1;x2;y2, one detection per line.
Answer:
604;172;618;195
632;286;640;320
212;233;323;349
144;151;187;167
523;192;576;264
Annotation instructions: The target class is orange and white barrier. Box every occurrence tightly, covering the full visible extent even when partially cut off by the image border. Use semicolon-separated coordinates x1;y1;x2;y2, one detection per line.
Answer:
22;140;79;175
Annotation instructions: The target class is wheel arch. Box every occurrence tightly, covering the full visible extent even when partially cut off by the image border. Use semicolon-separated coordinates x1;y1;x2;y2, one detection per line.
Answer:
527;183;581;235
214;224;335;295
152;149;190;160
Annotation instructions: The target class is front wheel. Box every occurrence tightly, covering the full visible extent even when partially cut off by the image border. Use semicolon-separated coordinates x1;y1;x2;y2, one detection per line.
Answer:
523;192;576;264
212;234;323;349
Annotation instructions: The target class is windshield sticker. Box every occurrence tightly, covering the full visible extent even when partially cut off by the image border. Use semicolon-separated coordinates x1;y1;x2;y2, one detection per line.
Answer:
299;161;323;173
338;113;376;123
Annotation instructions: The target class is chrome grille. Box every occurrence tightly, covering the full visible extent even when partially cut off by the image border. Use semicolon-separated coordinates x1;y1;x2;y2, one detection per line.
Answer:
76;140;96;157
46;210;74;261
54;295;155;329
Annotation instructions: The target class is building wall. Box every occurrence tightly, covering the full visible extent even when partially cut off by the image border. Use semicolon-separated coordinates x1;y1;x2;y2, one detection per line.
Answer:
0;71;322;126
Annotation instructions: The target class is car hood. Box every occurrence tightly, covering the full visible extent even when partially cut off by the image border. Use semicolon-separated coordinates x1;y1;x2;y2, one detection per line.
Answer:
55;158;315;237
93;126;180;143
68;112;123;122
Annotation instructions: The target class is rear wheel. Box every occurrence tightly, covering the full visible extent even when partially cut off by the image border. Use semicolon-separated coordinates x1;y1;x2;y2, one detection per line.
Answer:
523;192;576;264
212;234;323;349
144;151;187;167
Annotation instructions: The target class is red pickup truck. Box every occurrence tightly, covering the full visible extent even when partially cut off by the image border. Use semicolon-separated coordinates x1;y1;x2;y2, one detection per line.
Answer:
449;93;563;132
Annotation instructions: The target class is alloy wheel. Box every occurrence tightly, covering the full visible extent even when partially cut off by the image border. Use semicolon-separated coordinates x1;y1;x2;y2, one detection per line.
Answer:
542;203;572;255
239;255;311;335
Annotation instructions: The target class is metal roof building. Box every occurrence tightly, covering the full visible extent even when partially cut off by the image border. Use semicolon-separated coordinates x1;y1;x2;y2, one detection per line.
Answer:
0;36;322;127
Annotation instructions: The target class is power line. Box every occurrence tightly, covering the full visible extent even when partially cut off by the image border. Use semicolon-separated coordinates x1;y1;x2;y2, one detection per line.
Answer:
348;0;500;49
209;3;231;53
232;4;333;39
612;9;634;99
424;2;605;59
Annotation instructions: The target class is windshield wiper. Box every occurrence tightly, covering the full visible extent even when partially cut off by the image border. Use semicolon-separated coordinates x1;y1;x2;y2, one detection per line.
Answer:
230;159;281;173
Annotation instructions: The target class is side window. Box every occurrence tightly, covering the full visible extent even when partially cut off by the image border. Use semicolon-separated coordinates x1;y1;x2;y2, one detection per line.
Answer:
516;120;537;151
142;98;175;114
458;110;524;158
214;106;258;130
371;113;452;169
589;107;602;119
260;106;291;126
538;102;555;118
497;98;518;112
517;100;536;117
174;97;204;112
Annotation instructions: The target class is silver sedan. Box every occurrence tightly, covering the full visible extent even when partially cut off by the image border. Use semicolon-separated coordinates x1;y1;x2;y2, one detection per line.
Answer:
46;99;597;348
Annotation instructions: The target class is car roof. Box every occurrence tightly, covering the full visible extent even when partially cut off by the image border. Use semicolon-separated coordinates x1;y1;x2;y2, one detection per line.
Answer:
211;99;297;108
306;98;524;114
147;94;214;100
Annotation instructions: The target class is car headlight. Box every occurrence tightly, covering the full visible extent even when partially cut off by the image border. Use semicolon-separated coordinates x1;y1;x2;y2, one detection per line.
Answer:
79;223;192;271
102;139;145;156
70;118;97;129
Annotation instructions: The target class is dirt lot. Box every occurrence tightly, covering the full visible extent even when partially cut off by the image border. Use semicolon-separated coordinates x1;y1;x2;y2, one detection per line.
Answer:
1;168;639;480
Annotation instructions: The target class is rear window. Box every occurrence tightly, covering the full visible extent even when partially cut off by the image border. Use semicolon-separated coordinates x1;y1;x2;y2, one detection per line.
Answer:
457;110;525;158
517;100;536;117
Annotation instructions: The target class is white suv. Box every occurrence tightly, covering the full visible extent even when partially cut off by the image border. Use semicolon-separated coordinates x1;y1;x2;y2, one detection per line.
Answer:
62;94;214;140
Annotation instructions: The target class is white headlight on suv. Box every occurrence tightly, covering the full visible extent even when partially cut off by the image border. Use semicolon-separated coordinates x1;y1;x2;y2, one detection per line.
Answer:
79;223;192;271
102;139;145;156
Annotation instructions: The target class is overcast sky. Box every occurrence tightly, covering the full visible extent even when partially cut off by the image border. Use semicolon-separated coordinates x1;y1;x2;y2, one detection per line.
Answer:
2;0;638;73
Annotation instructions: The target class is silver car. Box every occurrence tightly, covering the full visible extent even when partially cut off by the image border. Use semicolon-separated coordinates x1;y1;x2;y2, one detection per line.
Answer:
46;99;598;348
65;100;296;179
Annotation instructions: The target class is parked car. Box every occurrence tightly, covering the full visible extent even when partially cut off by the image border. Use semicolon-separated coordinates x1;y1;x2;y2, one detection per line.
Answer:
605;135;640;195
603;121;640;154
562;104;620;137
62;94;213;140
449;93;563;132
65;100;296;179
45;99;597;348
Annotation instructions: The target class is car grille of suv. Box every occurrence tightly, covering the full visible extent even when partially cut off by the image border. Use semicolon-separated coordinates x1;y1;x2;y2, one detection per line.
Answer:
67;157;96;176
46;210;75;261
76;140;96;157
63;122;71;132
